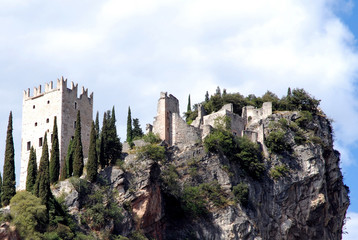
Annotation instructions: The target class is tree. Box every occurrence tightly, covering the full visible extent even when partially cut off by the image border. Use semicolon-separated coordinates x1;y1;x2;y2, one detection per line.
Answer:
59;159;67;181
187;94;191;112
26;146;37;193
100;111;109;168
132;118;144;139
127;106;133;143
2;111;15;206
49;117;60;184
95;111;101;165
10;191;47;239
34;133;51;208
65;138;74;177
0;172;2;206
205;91;209;102
87;122;98;183
73;111;84;177
215;86;221;96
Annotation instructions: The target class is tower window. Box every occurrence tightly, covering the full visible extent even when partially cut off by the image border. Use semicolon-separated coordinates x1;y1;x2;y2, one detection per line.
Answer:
74;102;77;109
51;134;53;143
33;105;35;109
74;121;76;128
39;137;43;147
47;100;50;104
27;141;31;151
46;118;49;123
35;122;38;127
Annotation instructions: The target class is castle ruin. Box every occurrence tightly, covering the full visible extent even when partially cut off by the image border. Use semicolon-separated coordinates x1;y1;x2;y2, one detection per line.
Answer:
19;77;93;190
150;92;272;148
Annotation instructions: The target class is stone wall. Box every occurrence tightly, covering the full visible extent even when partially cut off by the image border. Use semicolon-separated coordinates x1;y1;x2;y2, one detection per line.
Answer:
19;78;93;189
242;102;272;124
172;113;201;147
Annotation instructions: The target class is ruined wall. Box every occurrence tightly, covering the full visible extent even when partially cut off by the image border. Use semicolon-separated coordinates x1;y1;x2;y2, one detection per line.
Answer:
242;102;272;124
19;78;93;190
202;104;245;139
152;92;179;145
172;113;201;146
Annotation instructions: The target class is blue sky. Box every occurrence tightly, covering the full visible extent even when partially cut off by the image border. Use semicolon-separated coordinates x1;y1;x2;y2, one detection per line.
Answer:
0;0;357;238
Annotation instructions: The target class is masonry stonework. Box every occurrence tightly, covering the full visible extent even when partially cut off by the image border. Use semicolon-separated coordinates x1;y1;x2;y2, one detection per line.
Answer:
151;92;272;149
19;77;93;190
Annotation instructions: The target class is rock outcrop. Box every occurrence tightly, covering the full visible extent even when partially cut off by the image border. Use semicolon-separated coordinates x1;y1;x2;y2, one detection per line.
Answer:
54;111;349;240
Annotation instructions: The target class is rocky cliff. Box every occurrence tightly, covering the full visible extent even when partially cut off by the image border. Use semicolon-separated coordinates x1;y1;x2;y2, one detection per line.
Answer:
53;111;349;240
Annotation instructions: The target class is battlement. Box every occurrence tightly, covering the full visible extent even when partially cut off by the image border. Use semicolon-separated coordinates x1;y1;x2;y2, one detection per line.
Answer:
23;76;93;102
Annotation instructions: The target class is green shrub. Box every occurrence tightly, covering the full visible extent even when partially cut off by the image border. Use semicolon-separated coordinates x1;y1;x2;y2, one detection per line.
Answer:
200;181;228;207
204;129;235;154
10;191;48;239
181;185;207;217
278;118;288;129
161;164;181;197
130;231;148;240
142;132;161;144
270;165;289;180
265;130;291;153
295;111;313;128
235;136;265;179
137;144;166;162
232;183;249;206
309;135;323;145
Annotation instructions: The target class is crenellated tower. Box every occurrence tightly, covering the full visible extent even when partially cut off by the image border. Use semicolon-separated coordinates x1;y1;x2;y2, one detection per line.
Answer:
19;77;93;190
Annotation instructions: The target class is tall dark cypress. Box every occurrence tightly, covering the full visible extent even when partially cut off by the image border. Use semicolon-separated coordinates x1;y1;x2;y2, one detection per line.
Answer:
73;111;84;177
109;107;122;165
100;111;109;168
126;106;133;143
66;138;74;177
0;172;2;206
26;146;37;193
34;133;51;207
2;111;15;206
59;159;67;181
132;118;144;139
205;91;210;102
49;117;60;184
87;122;98;182
187;94;191;112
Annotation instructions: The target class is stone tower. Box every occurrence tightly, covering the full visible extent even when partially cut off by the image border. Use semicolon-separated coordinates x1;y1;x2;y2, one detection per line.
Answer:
19;77;93;190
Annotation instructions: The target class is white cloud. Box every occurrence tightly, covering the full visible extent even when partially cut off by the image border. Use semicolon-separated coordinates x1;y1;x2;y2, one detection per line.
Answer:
343;212;358;239
0;0;357;184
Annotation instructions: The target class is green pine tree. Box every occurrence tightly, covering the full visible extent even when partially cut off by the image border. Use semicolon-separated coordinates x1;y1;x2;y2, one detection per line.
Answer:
187;94;191;112
132;118;144;139
126;106;133;143
34;133;51;207
49;117;60;184
66;138;74;177
73;111;84;177
26;146;37;193
109;107;122;165
87;122;98;182
100;111;109;168
2;111;16;206
95;111;100;164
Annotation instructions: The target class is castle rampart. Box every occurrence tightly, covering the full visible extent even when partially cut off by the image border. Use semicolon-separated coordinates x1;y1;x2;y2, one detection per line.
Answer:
19;77;93;190
151;92;272;149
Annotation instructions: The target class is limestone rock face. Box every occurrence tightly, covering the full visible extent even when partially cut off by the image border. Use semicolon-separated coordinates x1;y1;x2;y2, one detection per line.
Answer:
0;222;20;240
54;112;349;240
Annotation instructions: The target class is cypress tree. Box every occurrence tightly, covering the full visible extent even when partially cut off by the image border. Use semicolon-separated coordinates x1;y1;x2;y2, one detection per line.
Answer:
132;118;144;139
59;159;67;181
187;94;191;112
95;111;100;163
205;91;210;102
100;111;109;168
66;138;74;177
2;111;15;206
109;107;122;165
34;133;51;207
87;122;98;182
73;111;84;177
26;146;37;193
0;172;2;206
49;117;60;184
126;107;133;143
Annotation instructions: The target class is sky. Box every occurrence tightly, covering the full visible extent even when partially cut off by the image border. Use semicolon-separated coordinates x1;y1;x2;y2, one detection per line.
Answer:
0;0;357;238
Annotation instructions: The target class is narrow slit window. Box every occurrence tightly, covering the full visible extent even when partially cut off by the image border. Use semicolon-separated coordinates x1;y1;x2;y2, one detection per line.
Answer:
74;102;77;109
27;141;31;151
47;100;50;104
46;118;49;123
51;134;53;143
39;137;43;147
33;105;35;109
35;122;38;127
74;121;76;128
